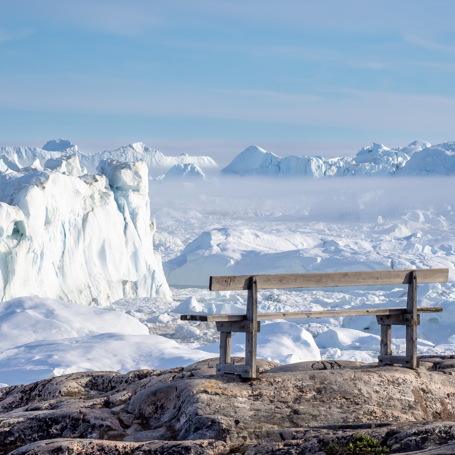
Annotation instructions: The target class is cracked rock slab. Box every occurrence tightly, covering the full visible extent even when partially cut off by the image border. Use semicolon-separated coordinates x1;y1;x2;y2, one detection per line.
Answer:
2;358;455;454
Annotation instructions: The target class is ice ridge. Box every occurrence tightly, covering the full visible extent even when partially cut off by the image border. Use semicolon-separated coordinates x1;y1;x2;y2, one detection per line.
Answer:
221;140;455;177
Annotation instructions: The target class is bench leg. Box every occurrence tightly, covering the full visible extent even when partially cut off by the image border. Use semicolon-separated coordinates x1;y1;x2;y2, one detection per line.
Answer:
245;276;258;378
380;324;392;356
219;332;231;364
406;271;419;369
377;271;419;369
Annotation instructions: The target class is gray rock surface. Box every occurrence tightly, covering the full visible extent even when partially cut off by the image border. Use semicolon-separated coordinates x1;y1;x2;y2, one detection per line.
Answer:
2;357;455;454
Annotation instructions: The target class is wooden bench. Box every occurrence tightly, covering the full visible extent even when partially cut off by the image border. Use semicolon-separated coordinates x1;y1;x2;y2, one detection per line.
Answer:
181;269;448;378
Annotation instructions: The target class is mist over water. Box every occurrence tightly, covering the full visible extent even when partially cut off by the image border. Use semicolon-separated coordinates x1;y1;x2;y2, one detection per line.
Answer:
150;176;455;226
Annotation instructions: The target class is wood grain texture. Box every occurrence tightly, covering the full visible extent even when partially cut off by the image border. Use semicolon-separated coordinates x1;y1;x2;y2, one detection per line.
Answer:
219;332;231;364
180;314;246;322
209;268;448;291
406;271;419;369
257;307;442;320
245;276;258;378
216;321;260;333
380;325;392;356
180;306;442;322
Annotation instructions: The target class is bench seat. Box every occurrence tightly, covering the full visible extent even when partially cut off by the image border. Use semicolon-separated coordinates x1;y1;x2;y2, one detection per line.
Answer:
180;306;442;322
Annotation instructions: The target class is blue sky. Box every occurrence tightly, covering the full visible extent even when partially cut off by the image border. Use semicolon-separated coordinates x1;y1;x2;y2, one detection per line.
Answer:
1;0;455;159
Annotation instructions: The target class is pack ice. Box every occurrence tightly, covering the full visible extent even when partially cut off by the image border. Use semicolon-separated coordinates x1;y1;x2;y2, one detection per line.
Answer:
221;140;455;177
0;154;170;306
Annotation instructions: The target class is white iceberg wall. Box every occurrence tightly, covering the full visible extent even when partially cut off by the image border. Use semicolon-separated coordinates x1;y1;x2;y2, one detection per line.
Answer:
0;156;171;306
400;141;455;176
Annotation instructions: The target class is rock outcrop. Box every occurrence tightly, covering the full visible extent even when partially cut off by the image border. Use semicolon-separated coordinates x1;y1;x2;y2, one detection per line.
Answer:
2;357;455;454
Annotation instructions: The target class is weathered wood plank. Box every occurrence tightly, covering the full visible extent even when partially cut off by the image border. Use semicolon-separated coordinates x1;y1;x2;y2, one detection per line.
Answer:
219;332;231;364
245;276;258;379
380;325;392;356
406;271;419;369
257;306;442;320
378;354;419;367
376;314;420;326
180;306;442;322
216;363;255;378
216;321;260;333
180;314;246;322
209;268;449;291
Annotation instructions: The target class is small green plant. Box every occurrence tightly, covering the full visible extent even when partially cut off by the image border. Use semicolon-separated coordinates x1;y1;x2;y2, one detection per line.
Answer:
325;433;390;454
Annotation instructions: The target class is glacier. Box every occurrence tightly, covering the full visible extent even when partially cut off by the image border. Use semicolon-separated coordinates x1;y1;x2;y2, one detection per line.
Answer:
220;140;455;178
0;154;170;306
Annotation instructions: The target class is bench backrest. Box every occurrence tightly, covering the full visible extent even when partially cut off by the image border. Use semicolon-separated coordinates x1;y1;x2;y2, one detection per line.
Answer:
209;268;449;291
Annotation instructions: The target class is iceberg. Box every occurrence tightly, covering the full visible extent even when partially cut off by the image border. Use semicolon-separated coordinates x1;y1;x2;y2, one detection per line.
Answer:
163;163;206;181
0;154;170;306
400;141;455;176
0;140;218;178
0;146;63;168
221;140;435;178
42;138;78;153
80;142;218;176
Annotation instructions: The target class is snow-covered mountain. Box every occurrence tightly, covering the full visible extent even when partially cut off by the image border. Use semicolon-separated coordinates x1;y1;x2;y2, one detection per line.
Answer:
221;140;455;178
80;142;218;176
0;154;170;306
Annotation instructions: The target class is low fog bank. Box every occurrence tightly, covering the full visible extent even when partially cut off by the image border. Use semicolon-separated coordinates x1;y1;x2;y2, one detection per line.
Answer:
150;176;455;225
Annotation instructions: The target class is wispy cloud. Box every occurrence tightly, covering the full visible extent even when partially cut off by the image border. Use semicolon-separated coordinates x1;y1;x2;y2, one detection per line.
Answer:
404;35;455;53
1;74;455;135
0;29;33;44
11;0;161;36
166;39;395;72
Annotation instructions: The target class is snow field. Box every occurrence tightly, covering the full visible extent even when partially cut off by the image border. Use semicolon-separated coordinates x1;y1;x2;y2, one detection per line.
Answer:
0;296;321;386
